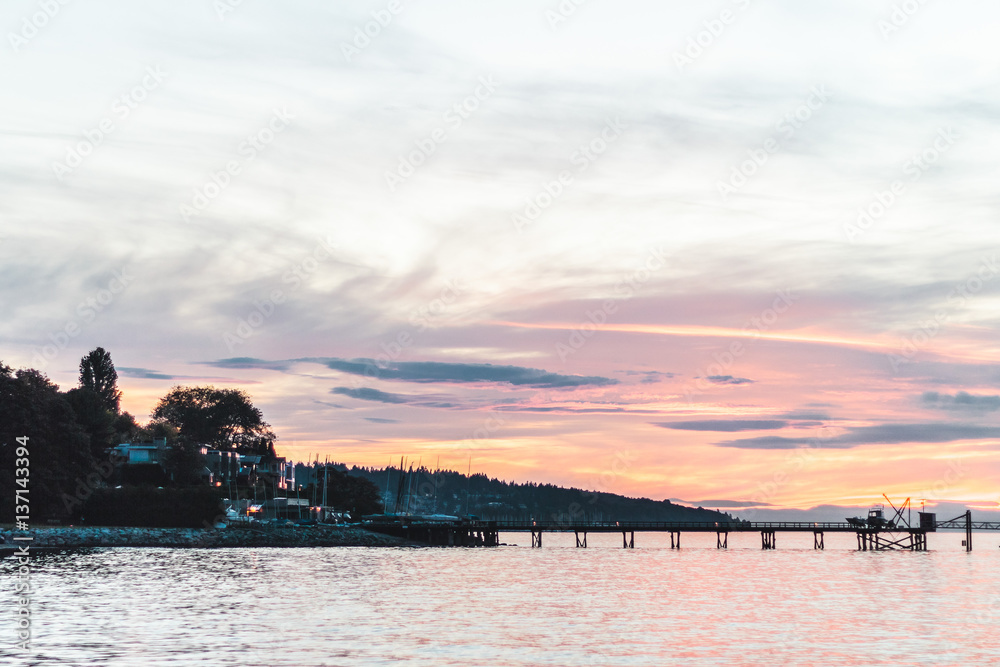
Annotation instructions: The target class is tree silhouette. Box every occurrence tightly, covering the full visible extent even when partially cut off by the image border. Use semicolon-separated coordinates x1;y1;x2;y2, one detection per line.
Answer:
152;386;276;454
78;347;121;414
0;364;95;521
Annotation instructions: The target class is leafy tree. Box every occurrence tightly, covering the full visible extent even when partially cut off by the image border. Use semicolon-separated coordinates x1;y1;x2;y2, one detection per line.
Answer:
65;387;116;460
79;347;121;414
151;386;276;454
0;364;96;521
112;411;141;444
162;437;210;486
134;420;180;444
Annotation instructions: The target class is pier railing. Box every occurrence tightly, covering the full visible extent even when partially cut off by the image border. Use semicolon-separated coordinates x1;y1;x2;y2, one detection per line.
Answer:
364;511;997;550
490;520;899;532
935;518;1000;530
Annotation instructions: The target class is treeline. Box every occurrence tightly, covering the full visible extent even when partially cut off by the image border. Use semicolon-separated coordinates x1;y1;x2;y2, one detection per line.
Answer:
302;465;383;518
1;349;138;522
0;347;279;524
345;465;731;523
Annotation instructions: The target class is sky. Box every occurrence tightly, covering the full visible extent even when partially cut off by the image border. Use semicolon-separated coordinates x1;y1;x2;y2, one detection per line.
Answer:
2;0;999;514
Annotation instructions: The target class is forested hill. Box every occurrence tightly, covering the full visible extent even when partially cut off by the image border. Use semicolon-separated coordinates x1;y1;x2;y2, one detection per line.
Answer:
345;465;731;523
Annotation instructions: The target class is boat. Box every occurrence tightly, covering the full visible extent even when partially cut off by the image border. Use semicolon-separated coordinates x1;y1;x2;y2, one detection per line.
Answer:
846;504;896;529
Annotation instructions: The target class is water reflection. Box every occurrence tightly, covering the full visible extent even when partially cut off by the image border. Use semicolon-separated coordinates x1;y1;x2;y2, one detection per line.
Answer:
1;534;998;665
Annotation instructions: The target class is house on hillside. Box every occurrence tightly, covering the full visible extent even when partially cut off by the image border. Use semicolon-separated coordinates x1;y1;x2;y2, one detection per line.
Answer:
112;438;171;485
240;455;292;491
112;438;168;464
205;448;241;487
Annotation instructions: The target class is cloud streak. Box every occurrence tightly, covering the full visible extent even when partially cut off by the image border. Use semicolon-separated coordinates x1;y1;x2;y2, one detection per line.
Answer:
331;387;410;404
656;420;788;432
923;391;1000;412
717;423;1000;449
705;375;755;385
309;357;618;388
118;367;175;380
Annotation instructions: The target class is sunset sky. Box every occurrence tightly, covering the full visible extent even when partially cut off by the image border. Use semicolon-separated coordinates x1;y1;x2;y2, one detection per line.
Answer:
3;0;999;513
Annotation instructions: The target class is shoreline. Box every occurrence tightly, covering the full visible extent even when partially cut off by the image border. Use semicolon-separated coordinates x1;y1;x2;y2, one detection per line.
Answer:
0;525;415;550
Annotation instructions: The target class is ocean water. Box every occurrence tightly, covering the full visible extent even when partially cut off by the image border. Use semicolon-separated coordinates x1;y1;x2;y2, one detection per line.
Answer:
3;530;1000;666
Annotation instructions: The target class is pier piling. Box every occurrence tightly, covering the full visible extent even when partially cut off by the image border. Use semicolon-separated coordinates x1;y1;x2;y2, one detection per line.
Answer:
761;530;776;550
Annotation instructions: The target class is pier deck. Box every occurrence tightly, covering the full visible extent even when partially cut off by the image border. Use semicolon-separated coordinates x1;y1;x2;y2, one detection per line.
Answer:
364;510;993;551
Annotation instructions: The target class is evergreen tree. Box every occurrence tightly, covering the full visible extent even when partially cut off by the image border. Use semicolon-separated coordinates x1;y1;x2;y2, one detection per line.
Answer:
78;347;122;414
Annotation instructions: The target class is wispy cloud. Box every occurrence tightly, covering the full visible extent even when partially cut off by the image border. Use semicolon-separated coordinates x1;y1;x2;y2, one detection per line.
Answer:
621;370;676;384
780;411;833;421
118;367;175;380
656;420;788;432
717;423;1000;449
309;358;618;388
330;386;460;410
118;367;254;384
705;375;755;385
331;387;410;404
673;499;773;508
497;406;661;414
203;358;293;372
204;357;617;389
922;391;1000;412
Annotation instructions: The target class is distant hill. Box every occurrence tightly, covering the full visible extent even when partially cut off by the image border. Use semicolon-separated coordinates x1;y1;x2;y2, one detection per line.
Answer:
344;465;731;523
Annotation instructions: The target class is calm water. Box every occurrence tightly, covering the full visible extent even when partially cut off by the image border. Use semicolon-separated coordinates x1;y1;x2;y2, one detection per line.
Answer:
3;531;1000;666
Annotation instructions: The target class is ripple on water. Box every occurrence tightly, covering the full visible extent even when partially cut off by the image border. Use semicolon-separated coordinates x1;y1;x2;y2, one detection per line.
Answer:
2;533;999;666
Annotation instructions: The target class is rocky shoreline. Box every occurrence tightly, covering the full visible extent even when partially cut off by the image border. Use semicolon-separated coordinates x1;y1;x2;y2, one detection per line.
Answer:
0;524;414;550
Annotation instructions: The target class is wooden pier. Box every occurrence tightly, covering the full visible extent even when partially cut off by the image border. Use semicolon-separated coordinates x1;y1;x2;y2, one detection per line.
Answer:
507;519;935;551
364;510;997;551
